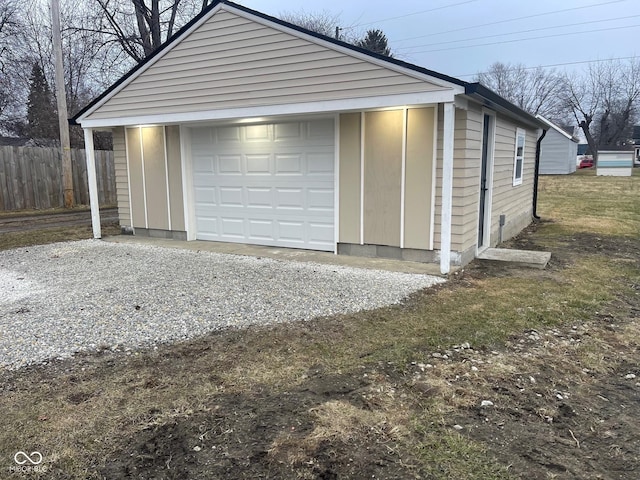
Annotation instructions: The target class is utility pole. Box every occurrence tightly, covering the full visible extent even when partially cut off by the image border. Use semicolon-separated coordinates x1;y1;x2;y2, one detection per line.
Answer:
335;26;342;40
51;0;74;208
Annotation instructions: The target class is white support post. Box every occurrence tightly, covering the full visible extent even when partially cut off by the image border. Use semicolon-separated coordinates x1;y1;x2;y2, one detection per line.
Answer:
83;128;102;239
440;102;455;275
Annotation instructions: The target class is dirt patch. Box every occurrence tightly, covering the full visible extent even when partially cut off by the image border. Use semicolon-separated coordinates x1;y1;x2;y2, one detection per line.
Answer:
98;373;420;480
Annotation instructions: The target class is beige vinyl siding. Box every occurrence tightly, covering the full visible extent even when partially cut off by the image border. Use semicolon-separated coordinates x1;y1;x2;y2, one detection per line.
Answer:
86;9;448;121
434;103;539;256
488;115;536;244
165;126;185;231
453;104;483;253
363;110;403;247
112;127;130;227
141;127;170;230
126;128;146;229
404;107;435;249
338;113;361;244
434;104;477;252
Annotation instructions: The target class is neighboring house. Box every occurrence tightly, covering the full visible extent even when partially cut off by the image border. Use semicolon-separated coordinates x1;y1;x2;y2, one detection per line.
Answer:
71;0;547;274
597;148;634;176
536;116;578;175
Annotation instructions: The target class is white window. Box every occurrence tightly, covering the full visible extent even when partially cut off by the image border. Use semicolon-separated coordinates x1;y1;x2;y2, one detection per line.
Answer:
513;128;525;186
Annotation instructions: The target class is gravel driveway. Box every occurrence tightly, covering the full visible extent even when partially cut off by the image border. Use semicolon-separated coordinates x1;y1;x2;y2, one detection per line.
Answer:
0;240;444;369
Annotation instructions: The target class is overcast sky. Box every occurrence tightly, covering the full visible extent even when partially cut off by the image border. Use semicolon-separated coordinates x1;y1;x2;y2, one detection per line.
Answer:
234;0;637;80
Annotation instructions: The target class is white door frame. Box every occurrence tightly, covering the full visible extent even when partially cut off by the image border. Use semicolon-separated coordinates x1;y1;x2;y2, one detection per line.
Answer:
477;109;496;254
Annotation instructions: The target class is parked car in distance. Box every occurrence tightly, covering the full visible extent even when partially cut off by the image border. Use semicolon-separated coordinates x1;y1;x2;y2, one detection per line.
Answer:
579;157;594;169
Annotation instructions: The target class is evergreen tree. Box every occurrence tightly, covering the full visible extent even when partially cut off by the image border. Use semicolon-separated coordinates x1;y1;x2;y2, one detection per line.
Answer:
26;63;58;140
356;29;393;57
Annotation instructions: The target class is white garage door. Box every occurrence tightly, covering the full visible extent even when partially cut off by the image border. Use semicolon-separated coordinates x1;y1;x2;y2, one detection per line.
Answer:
191;119;335;251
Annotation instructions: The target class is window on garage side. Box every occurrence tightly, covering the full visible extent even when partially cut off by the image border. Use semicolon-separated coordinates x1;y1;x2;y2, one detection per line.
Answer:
513;128;525;186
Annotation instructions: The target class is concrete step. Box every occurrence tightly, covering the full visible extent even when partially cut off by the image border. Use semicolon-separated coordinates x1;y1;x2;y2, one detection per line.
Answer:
477;248;551;269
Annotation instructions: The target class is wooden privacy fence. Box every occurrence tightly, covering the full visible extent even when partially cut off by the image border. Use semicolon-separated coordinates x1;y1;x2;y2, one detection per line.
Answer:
0;146;116;211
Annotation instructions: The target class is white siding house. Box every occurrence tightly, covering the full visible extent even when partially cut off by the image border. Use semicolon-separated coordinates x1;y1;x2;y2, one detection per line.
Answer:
597;150;634;176
536;115;578;175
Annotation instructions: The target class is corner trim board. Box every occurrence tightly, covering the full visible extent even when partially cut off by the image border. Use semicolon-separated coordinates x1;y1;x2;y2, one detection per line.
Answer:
83;128;101;239
440;102;455;274
334;113;340;254
400;107;407;249
429;106;438;251
360;111;365;245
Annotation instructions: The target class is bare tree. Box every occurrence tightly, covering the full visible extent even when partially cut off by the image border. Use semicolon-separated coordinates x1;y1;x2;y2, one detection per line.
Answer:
594;59;640;148
476;62;567;121
0;0;22;127
279;10;343;38
87;0;211;62
563;59;640;162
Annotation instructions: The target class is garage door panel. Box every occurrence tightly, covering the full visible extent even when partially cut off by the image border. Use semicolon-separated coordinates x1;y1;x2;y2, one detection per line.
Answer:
216;126;241;142
197;217;219;237
194;186;217;206
278;221;305;243
246;155;271;174
192;119;335;251
246;187;272;208
276;188;304;210
193;154;215;173
248;219;274;240
217;155;243;174
308;119;335;139
245;124;270;141
308;188;334;211
309;222;334;243
220;217;245;237
308;153;334;175
274;122;301;140
275;154;303;175
219;187;244;207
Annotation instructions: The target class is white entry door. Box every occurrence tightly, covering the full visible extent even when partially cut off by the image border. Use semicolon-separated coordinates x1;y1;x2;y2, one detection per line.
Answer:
190;119;335;251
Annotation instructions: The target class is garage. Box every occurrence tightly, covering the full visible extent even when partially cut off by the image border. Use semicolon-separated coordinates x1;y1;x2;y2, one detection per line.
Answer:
190;118;336;251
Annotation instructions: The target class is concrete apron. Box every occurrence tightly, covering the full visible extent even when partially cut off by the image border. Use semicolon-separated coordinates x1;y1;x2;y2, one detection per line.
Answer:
102;236;453;277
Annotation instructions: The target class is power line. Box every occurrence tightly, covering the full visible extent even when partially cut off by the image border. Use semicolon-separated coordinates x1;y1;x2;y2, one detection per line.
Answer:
396;14;640;52
392;0;626;44
405;23;640;55
454;56;639;78
347;0;478;29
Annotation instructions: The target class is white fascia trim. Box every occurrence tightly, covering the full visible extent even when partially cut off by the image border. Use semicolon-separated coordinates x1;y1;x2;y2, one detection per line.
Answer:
76;4;225;123
535;114;574;140
78;91;457;129
224;5;465;93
